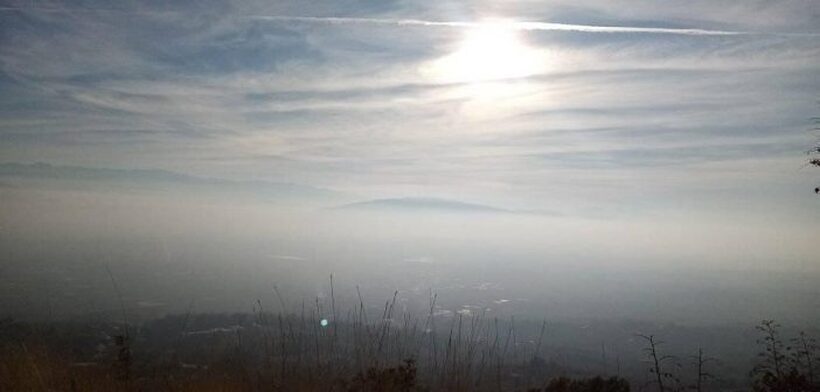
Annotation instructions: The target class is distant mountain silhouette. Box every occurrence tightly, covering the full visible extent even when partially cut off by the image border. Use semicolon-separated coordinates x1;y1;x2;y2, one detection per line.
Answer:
333;197;512;213
0;162;346;201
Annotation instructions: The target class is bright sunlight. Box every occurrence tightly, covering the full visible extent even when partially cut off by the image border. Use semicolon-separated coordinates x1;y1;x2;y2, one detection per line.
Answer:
425;20;546;84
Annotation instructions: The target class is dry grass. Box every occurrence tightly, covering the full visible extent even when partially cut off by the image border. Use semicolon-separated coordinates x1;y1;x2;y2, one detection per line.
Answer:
0;288;564;391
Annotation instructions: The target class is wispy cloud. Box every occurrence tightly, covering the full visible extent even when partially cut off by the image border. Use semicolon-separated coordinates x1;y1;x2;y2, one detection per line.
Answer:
3;4;817;37
0;0;818;219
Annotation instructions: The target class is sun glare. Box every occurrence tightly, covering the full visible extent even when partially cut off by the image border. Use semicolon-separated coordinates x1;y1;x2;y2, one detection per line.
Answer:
425;20;545;84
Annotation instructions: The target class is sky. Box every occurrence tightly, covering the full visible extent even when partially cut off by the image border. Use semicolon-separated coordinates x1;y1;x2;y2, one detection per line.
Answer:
1;1;819;259
1;1;820;324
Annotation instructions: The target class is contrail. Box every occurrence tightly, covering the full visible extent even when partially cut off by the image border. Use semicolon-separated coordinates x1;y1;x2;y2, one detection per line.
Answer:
252;15;817;37
1;6;816;37
252;15;744;36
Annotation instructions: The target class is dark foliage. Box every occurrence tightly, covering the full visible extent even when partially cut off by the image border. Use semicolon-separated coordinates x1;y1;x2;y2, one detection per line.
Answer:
2;313;818;391
341;359;427;392
637;334;680;392
528;376;631;392
751;320;819;392
810;116;820;194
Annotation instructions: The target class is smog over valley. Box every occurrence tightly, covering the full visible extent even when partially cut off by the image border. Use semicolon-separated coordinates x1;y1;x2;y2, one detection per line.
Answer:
0;1;819;391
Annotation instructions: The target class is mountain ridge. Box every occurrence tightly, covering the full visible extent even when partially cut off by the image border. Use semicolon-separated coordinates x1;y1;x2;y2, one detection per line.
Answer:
333;197;512;213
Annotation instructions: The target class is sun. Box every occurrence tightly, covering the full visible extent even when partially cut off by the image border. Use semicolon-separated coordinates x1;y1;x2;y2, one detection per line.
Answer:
424;20;546;84
420;20;549;116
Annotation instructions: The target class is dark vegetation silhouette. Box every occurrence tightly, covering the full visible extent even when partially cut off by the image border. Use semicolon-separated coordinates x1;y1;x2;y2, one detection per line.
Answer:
340;359;426;391
1;286;819;392
532;376;630;392
751;320;818;392
690;348;717;392
810;116;820;194
636;334;680;392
